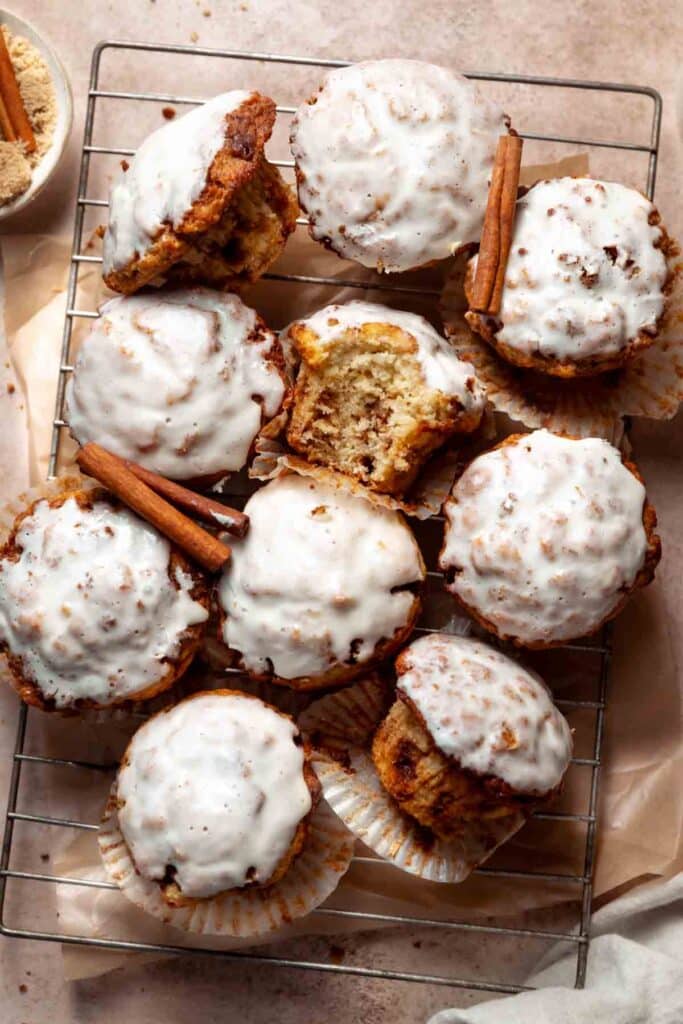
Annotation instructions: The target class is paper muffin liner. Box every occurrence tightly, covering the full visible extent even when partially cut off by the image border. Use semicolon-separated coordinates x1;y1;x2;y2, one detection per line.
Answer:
440;251;683;443
299;677;525;884
250;429;496;520
98;787;354;937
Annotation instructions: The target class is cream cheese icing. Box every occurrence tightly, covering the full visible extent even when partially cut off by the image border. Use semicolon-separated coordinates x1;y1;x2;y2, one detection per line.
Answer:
292;300;485;408
397;634;572;794
290;59;507;272
0;497;208;707
66;289;285;480
470;178;669;363
103;91;253;274
217;474;425;680
117;692;312;897
440;430;649;644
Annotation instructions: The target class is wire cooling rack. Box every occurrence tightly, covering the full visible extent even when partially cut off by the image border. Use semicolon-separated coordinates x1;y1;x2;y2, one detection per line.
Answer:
0;40;663;1001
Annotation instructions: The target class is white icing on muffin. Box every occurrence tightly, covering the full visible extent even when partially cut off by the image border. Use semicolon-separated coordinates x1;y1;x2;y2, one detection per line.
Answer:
0;498;208;707
440;430;649;645
295;300;485;408
66;289;285;480
397;634;572;795
470;178;669;364
117;692;312;898
103;91;252;274
217;474;425;681
290;60;507;273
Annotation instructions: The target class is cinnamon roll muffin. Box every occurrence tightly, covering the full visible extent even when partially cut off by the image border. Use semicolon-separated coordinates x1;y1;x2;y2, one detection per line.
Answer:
285;300;485;497
66;289;287;482
290;60;508;273
0;490;208;710
216;473;425;689
464;178;677;377
115;690;319;904
372;634;572;839
439;430;661;647
103;92;298;294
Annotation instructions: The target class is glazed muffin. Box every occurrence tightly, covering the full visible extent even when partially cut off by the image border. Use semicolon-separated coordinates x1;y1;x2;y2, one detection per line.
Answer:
464;178;677;377
0;490;209;710
439;430;661;647
372;634;572;840
216;473;425;689
290;60;508;273
115;690;319;905
66;289;287;482
285;301;485;497
103;92;298;295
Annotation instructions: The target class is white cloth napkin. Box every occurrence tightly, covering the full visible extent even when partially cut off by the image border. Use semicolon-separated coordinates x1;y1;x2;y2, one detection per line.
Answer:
429;873;683;1024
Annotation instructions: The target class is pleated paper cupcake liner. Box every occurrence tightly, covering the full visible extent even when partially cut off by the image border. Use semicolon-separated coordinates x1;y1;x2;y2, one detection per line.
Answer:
440;252;683;443
299;678;525;885
249;436;495;520
98;788;355;937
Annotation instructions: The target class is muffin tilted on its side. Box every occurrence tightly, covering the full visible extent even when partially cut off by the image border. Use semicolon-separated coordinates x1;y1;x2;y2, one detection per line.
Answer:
215;473;425;689
0;489;209;710
114;691;319;905
439;430;661;647
290;59;509;273
66;288;288;482
464;178;677;377
103;91;298;294
372;634;573;839
285;301;485;497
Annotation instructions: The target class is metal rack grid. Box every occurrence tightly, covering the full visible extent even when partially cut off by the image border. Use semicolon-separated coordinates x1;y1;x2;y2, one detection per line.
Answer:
0;40;663;1000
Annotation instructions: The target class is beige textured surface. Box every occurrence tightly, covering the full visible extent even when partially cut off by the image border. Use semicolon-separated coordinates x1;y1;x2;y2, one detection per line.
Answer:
0;2;682;1022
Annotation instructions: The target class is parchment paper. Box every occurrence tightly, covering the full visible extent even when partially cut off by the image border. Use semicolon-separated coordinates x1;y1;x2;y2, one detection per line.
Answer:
0;149;681;980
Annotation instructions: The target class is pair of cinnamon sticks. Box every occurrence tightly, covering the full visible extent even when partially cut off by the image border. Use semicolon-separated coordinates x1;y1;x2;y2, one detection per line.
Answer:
469;133;524;317
76;443;248;573
0;29;35;152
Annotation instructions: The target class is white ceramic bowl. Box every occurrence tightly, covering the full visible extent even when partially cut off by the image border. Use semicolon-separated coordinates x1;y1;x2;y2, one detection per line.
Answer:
0;8;73;221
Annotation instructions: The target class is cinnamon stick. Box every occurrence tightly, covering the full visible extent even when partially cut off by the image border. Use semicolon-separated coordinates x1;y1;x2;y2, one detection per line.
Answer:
76;443;231;574
490;134;524;313
470;134;524;316
119;458;249;538
0;28;35;152
0;92;16;142
469;135;507;313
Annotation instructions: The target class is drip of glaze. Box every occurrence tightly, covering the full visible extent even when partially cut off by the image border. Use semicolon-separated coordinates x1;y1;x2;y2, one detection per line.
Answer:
66;289;285;480
291;60;507;272
471;178;668;362
440;429;648;645
0;498;208;707
103;91;253;273
218;474;425;680
397;633;572;794
117;693;311;897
